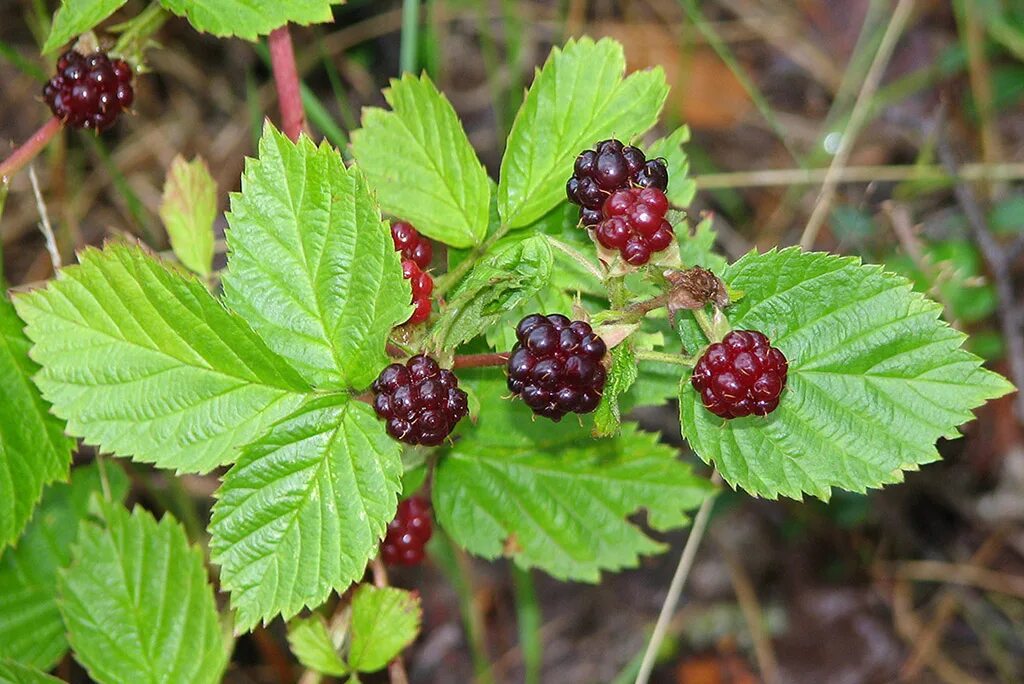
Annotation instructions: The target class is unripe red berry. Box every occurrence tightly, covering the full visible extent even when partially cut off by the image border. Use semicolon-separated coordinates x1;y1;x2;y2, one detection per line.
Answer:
690;330;788;418
381;497;433;566
566;139;668;227
402;260;433;325
594;187;674;266
390;220;433;269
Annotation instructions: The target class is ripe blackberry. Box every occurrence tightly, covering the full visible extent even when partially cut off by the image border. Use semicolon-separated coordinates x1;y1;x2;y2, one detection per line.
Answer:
390;220;433;269
566;139;668;226
690;330;788;419
43;49;134;132
402;260;433;325
372;355;469;446
381;496;433;566
506;314;608;421
594;187;674;266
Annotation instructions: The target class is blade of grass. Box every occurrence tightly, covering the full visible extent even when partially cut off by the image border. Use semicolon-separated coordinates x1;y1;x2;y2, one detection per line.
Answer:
511;566;542;684
317;32;358;131
79;131;158;244
0;39;46;81
401;0;420;74
244;67;264;151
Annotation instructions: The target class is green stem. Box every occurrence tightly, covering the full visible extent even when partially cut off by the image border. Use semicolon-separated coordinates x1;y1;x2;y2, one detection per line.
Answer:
635;350;696;368
112;2;168;62
433;224;511;299
400;0;420;74
606;275;628;310
693;308;719;342
546;236;604;282
512;566;542;684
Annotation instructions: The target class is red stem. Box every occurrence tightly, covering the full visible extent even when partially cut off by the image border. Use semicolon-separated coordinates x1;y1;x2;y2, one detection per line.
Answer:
0;118;63;182
268;26;307;141
453;353;509;369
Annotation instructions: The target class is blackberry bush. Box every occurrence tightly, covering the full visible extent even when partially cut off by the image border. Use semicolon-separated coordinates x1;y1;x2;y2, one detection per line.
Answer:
43;49;133;131
381;496;433;566
372;355;469;446
566;138;668;226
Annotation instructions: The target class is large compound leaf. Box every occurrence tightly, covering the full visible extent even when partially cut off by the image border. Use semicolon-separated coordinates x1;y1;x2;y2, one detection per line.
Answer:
0;464;127;670
210;395;402;632
157;0;343;41
0;297;75;549
434;377;713;581
679;248;1015;500
347;585;421;673
224;124;410;390
43;0;127;54
498;38;668;228
0;661;63;684
13;244;310;474
352;74;491;248
59;502;228;684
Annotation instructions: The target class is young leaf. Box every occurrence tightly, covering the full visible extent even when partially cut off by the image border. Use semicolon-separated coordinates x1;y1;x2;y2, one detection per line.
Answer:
677;213;728;273
498;38;668;228
646;125;697;208
351;74;491;248
156;0;343;41
13;244;310;474
0;296;75;549
42;0;127;54
593;344;639;437
59;502;228;684
223;124;410;390
0;464;127;670
159;155;217;278
347;585;422;673
287;615;347;676
210;395;402;632
434;377;714;581
430;236;553;351
679;248;1016;500
0;661;63;684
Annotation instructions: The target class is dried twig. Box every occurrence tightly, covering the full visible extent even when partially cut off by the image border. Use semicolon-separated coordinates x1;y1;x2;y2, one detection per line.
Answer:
719;543;781;684
27;164;61;272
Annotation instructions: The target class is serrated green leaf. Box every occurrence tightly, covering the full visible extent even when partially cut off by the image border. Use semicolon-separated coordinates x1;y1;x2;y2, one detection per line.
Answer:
498;37;668;228
159;155;217;278
348;585;421;673
676;214;727;273
430;236;553;351
593;344;638;437
287;615;348;676
352;73;490;248
679;248;1015;500
646;125;696;208
224;124;410;390
13;244;310;474
59;501;228;684
156;0;343;41
0;464;127;669
435;377;713;581
0;296;75;549
43;0;127;54
210;395;402;632
0;660;63;684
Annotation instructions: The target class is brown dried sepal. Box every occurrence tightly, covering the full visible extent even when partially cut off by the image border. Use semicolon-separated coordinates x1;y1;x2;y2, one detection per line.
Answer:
664;266;730;314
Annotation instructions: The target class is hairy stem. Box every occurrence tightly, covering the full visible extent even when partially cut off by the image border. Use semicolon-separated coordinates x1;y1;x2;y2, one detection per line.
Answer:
433;224;511;299
453;352;510;369
635;350;696;368
268;26;307;141
0;117;62;182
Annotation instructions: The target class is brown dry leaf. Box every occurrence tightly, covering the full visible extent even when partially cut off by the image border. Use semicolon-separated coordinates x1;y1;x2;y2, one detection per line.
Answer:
675;653;758;684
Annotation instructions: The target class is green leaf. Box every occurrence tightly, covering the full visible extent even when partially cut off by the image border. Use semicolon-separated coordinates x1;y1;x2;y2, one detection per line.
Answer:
646;125;696;208
13;244;310;474
210;395;402;632
498;37;668;228
59;501;228;684
434;377;714;581
0;464;127;670
352;74;491;248
159;155;217;278
347;585;421;673
679;248;1015;500
223;124;410;390
430;236;553;351
0;660;63;684
43;0;127;54
593;344;638;437
0;296;75;549
676;214;727;273
287;615;347;676
156;0;343;41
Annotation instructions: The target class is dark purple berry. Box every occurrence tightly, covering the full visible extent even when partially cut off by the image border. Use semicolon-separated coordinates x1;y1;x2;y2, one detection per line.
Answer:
381;497;433;566
566;139;669;226
593;187;673;266
690;330;789;419
390;220;433;269
43;49;134;132
507;314;607;421
373;356;468;446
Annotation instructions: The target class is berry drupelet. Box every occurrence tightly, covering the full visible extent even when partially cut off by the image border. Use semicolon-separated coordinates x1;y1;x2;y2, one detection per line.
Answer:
390;220;433;270
566;139;668;227
372;355;469;446
690;330;788;419
595;187;674;266
506;314;608;421
43;49;134;132
402;259;433;325
381;496;433;566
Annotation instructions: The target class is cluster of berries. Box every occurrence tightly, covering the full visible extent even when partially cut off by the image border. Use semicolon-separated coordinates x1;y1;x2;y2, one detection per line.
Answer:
691;330;788;418
390;221;434;325
44;49;134;132
381;496;433;566
372;355;469;446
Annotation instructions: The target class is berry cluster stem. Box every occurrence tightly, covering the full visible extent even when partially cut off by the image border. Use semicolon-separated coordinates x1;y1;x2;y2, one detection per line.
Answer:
0;118;62;183
635;349;696;368
453;352;510;369
433;224;512;299
694;307;731;343
268;25;307;141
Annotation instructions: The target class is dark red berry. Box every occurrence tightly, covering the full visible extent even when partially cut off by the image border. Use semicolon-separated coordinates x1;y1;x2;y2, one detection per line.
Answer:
401;260;433;325
381;497;433;566
43;49;134;132
567;139;668;226
372;355;469;446
690;330;788;419
390;220;433;269
507;314;607;421
593;187;673;266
